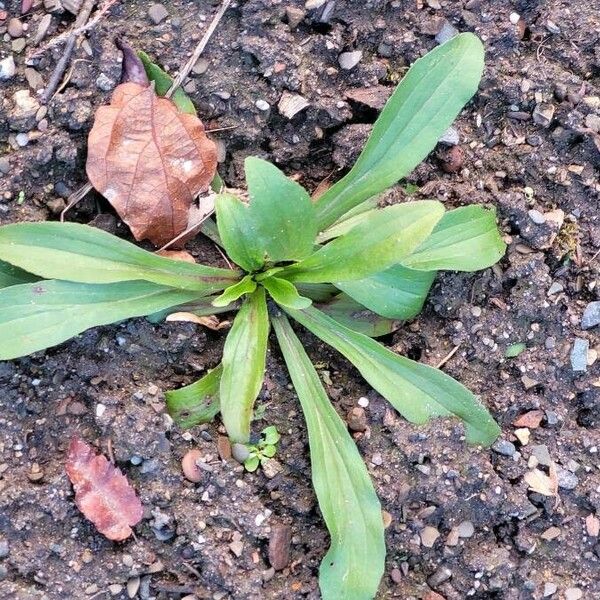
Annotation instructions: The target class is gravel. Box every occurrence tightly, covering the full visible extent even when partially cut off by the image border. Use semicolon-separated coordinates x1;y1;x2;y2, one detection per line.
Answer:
338;50;363;70
492;440;516;456
581;301;600;329
570;338;589;372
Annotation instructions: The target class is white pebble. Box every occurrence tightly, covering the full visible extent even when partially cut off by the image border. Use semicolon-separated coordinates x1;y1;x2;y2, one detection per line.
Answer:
358;397;369;408
255;99;270;111
509;12;520;24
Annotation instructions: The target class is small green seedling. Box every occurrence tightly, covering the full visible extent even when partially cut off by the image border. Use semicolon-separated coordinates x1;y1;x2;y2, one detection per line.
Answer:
0;34;505;600
243;426;281;472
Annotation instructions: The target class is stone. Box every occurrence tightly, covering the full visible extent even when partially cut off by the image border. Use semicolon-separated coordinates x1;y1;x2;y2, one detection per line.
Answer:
278;92;309;119
556;466;578;490
570;338;589;372
24;68;44;92
0;540;9;559
8;18;24;38
11;89;41;132
581;301;600;329
192;57;209;75
420;526;440;547
15;133;29;147
543;582;557;596
528;209;546;224
12;38;27;54
435;21;458;44
148;4;169;25
34;13;53;45
564;589;582;600
96;73;115;92
547;282;563;295
0;158;10;175
338;50;363;70
347;407;367;432
268;524;291;570
255;99;270;111
531;444;552;466
261;458;282;479
492;440;516;456
532;103;555;127
457;521;475;538
585;114;600;133
427;565;452;588
0;56;16;80
439;126;460;145
285;6;305;29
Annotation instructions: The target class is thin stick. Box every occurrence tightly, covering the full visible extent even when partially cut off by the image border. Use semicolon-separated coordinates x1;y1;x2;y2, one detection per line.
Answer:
436;345;460;369
40;0;98;103
166;0;232;97
60;182;93;222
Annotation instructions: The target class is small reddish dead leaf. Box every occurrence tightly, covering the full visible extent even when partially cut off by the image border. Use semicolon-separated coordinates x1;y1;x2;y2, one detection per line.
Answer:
86;82;217;246
166;312;230;330
66;437;143;541
512;409;544;428
155;249;196;263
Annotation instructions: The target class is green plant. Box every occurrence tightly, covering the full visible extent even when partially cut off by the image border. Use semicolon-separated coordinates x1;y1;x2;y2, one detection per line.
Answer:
242;425;281;472
0;34;505;599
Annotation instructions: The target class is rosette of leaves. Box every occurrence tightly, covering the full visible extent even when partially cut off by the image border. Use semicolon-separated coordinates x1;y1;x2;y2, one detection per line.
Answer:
0;34;505;600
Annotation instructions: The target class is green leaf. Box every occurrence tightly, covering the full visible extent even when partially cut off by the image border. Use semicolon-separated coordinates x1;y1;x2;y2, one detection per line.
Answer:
138;50;197;115
401;206;506;271
261;444;277;458
318;201;380;243
0;222;240;292
262;277;312;309
262;425;280;445
0;259;40;289
244;455;260;472
280;201;444;283
215;158;318;271
314;33;485;230
165;366;222;428
295;283;338;302
272;312;385;600
0;280;203;360
318;294;399;337
286;306;500;446
212;274;257;307
505;343;526;358
220;288;269;443
336;264;436;320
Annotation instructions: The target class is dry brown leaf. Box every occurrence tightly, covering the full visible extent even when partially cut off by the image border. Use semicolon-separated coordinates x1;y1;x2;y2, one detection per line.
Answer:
524;463;558;497
155;249;197;263
86;82;217;246
166;311;230;330
66;437;143;541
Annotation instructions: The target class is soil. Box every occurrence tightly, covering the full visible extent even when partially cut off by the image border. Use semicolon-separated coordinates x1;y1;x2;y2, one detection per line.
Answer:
1;1;599;599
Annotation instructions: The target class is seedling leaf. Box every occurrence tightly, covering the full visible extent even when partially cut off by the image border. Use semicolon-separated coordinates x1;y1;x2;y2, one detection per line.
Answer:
272;313;385;600
212;274;257;307
261;276;312;309
220;288;269;443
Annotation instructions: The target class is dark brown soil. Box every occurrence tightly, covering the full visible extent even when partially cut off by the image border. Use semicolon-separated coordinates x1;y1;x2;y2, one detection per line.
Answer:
1;1;599;599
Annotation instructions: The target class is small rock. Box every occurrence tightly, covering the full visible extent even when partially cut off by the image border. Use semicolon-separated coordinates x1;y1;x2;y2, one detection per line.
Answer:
12;38;27;54
543;582;557;597
509;12;521;24
347;407;367;432
338;50;363;70
255;99;270;111
0;540;9;559
427;565;452;588
24;68;44;92
514;428;530;445
570;338;589;372
564;589;582;600
0;56;16;80
457;521;474;538
305;0;327;10
585;114;600;133
0;158;10;175
556;466;578;490
229;540;244;557
492;440;516;456
581;301;600;329
15;133;29;147
262;458;282;479
358;397;369;408
34;13;52;45
268;524;291;571
540;526;561;541
11;89;41;132
217;436;232;461
126;577;140;599
420;526;440;548
547;282;563;296
445;527;460;546
181;449;203;483
545;19;560;34
435;21;458;44
439;126;460;145
513;410;544;428
390;568;403;583
278;92;310;119
440;145;464;173
96;73;115;92
532;103;555;127
192;57;209;75
108;584;123;596
531;444;552;466
232;443;250;464
585;514;600;537
371;453;383;466
285;6;305;29
528;209;546;224
8;18;24;38
148;3;168;25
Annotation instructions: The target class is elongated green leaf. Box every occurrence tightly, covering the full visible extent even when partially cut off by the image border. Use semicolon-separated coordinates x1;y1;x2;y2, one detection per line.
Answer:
315;33;484;230
286;306;500;446
262;277;312;309
0;280;202;360
272;313;385;600
0;259;40;289
216;158;317;271
337;264;436;320
280;201;444;283
0;223;239;292
295;283;339;302
318;294;399;337
317;206;378;243
166;366;222;428
401;205;506;271
212;274;256;307
220;288;269;442
138;50;197;115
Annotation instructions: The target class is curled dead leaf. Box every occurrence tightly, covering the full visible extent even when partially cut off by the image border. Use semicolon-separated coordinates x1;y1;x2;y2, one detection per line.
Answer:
524;462;558;497
155;249;197;263
66;437;143;541
86;82;217;246
166;311;230;330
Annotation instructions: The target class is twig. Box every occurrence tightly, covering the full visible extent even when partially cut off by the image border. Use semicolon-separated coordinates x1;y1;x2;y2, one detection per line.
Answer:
166;0;232;97
40;0;99;104
60;182;93;222
436;345;460;369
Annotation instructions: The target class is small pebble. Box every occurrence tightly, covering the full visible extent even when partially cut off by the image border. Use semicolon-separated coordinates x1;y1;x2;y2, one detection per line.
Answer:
509;12;520;24
556;466;578;490
255;99;270;111
0;56;15;80
338;50;363;70
8;18;24;38
15;133;29;147
347;407;367;432
492;440;516;456
420;526;440;548
531;445;552;466
0;540;9;559
192;57;209;75
528;209;546;224
547;282;563;295
564;589;582;600
181;449;203;483
34;13;52;45
532;103;555;127
357;397;369;408
457;521;474;538
570;338;589;372
543;582;557;597
148;3;169;25
268;524;291;571
427;565;452;587
439;126;459;145
581;301;600;329
96;73;115;92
